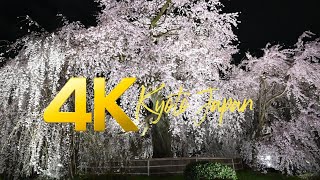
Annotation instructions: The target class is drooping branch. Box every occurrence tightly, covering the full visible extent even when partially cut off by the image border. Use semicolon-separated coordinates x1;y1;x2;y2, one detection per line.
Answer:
266;87;287;106
255;76;287;138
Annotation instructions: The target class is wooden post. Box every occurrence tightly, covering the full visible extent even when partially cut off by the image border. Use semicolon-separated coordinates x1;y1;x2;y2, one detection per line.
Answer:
147;159;150;176
231;158;235;170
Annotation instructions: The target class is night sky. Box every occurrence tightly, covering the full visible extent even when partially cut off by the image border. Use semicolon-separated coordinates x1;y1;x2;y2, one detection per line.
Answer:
0;0;319;63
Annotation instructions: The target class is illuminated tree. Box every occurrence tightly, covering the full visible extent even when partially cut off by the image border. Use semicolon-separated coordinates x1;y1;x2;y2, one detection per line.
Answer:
0;0;240;178
240;32;320;174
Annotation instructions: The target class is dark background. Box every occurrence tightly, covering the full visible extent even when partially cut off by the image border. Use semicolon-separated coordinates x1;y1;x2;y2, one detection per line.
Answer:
0;0;319;64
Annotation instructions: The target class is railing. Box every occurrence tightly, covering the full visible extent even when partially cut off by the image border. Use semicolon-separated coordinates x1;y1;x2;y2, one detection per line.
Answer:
84;157;243;176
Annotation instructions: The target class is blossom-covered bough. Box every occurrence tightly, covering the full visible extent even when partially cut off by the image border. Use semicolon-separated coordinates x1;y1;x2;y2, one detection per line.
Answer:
0;0;319;179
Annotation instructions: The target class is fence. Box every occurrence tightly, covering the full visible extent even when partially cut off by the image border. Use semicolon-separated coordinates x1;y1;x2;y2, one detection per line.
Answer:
85;157;243;176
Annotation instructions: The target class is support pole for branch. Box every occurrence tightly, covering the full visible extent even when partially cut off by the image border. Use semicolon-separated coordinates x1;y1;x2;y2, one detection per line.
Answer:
147;159;150;176
232;158;235;170
150;0;171;29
